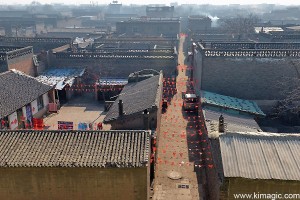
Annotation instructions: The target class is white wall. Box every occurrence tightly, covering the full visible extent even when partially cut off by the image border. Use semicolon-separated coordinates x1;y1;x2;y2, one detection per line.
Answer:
8;112;18;130
43;93;49;107
22;106;27;121
31;100;38;115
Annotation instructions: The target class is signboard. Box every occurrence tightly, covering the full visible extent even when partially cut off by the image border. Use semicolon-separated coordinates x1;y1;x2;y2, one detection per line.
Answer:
8;112;18;130
58;121;73;130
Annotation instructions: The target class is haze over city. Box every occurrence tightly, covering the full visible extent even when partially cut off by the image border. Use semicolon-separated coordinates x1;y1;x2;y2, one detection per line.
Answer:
2;0;300;5
0;0;300;199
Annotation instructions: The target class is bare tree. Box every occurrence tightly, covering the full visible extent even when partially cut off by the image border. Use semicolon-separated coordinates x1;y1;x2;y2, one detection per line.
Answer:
220;14;260;40
272;61;300;124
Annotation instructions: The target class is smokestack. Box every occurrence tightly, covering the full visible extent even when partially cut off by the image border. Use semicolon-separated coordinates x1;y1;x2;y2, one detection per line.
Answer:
118;99;124;116
219;115;224;133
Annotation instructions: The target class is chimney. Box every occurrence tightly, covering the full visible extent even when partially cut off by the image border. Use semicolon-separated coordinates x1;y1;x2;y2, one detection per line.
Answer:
143;109;150;130
219;114;224;133
118;99;124;116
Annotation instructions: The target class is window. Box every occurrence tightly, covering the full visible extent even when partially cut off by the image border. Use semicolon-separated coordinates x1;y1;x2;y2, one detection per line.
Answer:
37;96;44;111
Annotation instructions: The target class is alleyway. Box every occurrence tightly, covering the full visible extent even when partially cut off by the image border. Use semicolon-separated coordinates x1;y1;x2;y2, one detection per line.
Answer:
153;35;205;200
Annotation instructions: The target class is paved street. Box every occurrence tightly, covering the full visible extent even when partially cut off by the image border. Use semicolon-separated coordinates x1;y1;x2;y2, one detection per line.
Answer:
153;35;204;200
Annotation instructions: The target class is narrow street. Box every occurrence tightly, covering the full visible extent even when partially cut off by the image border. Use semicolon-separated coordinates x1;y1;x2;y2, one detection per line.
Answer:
153;35;205;200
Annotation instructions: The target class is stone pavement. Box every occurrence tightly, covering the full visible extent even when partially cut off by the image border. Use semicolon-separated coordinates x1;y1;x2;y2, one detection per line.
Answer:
152;35;203;200
44;95;111;130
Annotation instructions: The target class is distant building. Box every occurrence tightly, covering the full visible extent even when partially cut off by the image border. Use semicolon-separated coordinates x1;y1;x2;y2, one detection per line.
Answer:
188;15;212;33
0;130;151;200
116;18;180;37
0;45;37;76
0;70;53;130
48;37;178;79
107;1;122;14
146;6;174;18
104;71;163;130
0;37;72;54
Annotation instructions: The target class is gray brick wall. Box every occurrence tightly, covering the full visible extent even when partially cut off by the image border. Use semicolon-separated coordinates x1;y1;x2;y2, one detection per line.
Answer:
194;51;299;100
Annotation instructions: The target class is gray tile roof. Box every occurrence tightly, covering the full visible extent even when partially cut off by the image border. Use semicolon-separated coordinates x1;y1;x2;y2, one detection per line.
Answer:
219;132;300;181
104;73;162;122
203;108;261;138
0;70;53;118
0;130;150;168
201;91;265;116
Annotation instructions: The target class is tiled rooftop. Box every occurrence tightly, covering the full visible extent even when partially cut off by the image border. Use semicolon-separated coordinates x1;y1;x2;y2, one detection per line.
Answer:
0;130;150;168
104;73;162;122
201;91;265;116
220;132;300;181
0;70;53;118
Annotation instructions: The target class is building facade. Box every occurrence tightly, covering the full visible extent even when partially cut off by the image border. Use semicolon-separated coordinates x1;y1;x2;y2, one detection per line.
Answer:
0;130;151;200
116;18;180;37
104;71;163;130
192;42;300;103
0;70;53;130
0;46;36;76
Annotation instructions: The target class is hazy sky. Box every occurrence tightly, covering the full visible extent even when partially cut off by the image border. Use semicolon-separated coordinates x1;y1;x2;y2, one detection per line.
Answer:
3;0;300;5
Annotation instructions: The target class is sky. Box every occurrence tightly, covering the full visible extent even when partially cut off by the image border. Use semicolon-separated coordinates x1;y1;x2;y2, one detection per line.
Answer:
2;0;300;5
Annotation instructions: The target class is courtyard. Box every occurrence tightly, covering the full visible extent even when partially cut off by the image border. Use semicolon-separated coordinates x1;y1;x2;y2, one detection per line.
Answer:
43;95;110;130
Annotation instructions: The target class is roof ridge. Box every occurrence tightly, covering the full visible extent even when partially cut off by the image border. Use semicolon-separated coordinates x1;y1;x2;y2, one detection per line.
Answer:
223;131;300;138
10;69;54;87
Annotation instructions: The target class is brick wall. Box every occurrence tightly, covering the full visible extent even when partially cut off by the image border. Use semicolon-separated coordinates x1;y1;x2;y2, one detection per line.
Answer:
224;178;300;200
8;55;36;76
116;21;180;37
0;167;148;200
193;50;300;100
48;55;177;79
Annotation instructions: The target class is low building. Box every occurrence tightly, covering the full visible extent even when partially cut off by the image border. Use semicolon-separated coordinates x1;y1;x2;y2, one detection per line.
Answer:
103;71;163;130
116;18;180;38
0;130;151;200
146;6;174;18
200;91;266;199
188;15;212;33
218;132;300;199
0;70;53;130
